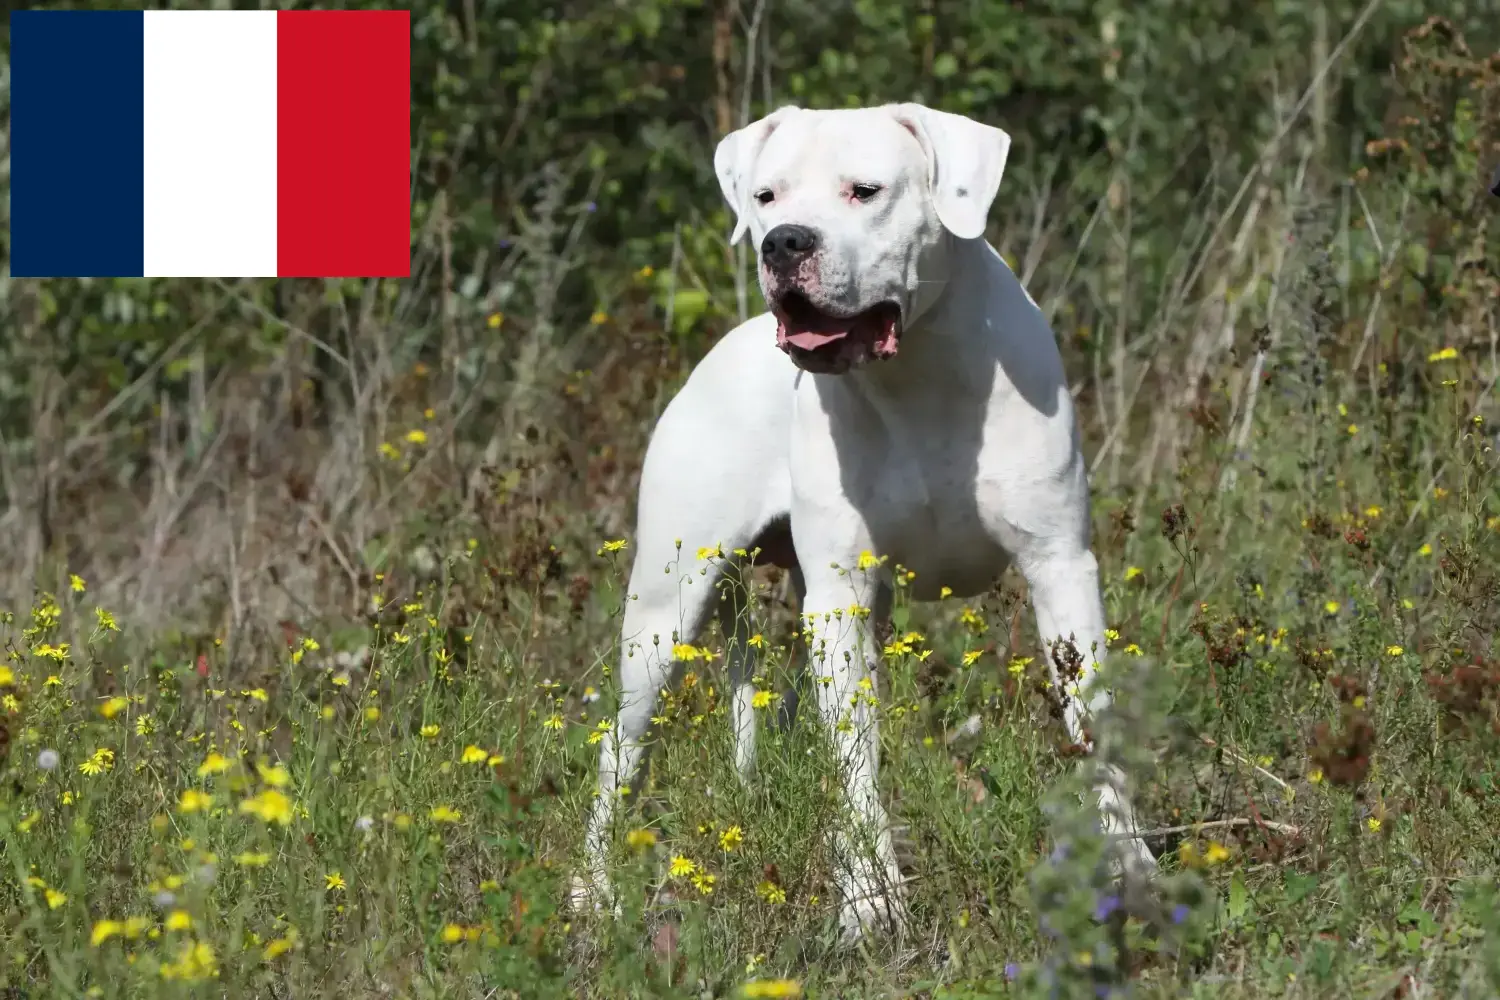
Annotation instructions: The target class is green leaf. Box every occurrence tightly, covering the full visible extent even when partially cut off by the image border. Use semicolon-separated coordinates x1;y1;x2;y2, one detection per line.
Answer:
670;289;709;337
1227;875;1249;921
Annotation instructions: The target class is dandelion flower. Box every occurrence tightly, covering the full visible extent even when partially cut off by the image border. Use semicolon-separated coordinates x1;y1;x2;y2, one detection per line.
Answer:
460;745;490;764
355;815;374;833
70;574;87;593
233;852;272;867
45;888;67;910
429;805;461;823
1367;817;1381;833
751;690;774;710
420;724;440;738
1204;841;1231;865
164;910;193;931
669;855;696;878
405;429;428;445
742;979;802;998
37;749;59;771
324;872;346;891
441;923;465;944
719;825;744;851
626;828;657;851
95;607;119;631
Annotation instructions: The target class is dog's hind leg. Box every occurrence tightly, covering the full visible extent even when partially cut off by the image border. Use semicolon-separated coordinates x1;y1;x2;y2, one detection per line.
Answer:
717;570;762;781
573;548;722;912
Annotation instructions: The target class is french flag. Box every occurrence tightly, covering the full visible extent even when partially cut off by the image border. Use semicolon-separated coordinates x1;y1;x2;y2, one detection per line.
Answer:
11;9;411;279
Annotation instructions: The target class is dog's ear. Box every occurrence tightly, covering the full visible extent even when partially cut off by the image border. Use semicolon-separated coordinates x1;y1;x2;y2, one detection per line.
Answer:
714;106;799;246
890;104;1011;241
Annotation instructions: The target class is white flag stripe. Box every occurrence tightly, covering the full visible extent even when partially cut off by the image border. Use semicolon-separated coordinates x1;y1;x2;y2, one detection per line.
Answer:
142;10;278;278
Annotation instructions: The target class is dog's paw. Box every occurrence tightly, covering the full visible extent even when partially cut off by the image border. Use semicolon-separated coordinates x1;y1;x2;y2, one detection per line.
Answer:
1111;836;1159;881
567;872;617;917
837;889;909;947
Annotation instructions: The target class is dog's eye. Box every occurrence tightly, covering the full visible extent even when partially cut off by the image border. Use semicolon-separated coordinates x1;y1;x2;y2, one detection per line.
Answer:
851;183;882;202
754;189;775;205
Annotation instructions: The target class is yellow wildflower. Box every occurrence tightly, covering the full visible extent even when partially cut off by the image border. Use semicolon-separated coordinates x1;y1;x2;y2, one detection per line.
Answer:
256;763;290;788
719;825;744;851
429;805;461;823
239;789;294;826
743;978;802;997
177;789;213;814
197;753;232;777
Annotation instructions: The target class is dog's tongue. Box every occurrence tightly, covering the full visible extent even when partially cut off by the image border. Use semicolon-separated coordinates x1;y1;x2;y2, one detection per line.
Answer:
782;327;848;351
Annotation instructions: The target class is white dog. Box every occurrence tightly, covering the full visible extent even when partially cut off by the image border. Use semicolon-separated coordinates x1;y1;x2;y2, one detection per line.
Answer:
573;103;1156;940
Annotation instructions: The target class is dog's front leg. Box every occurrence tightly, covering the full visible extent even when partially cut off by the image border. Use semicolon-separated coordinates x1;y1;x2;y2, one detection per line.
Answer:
801;567;907;942
1020;545;1157;876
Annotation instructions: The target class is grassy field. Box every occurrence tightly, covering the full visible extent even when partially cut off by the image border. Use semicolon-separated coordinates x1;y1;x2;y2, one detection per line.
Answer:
4;20;1500;1000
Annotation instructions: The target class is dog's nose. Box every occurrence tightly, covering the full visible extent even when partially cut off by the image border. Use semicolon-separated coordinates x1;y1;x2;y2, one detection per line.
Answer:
760;224;819;272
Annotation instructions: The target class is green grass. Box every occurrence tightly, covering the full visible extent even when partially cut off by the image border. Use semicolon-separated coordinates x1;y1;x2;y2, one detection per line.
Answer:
5;367;1500;997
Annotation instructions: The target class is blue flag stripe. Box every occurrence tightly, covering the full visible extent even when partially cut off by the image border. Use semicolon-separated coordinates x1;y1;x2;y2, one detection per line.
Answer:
12;11;146;278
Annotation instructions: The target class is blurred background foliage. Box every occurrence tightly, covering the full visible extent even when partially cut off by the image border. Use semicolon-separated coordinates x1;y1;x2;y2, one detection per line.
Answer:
0;0;1496;626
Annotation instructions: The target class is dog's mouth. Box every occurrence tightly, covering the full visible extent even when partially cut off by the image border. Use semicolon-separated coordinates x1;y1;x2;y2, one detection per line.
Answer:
771;291;902;373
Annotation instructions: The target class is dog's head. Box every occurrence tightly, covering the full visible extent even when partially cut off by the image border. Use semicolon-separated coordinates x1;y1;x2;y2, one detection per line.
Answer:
715;103;1010;374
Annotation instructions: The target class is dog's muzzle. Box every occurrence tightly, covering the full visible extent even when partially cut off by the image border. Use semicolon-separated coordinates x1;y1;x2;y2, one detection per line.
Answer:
771;290;902;375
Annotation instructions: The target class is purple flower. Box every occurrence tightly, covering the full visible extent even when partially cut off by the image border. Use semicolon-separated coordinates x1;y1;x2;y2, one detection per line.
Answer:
1171;903;1191;924
585;201;598;212
1004;962;1020;981
1093;893;1121;921
498;239;512;249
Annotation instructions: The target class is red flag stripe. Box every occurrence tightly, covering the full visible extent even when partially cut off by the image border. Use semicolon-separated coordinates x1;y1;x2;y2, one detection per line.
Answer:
276;10;410;278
